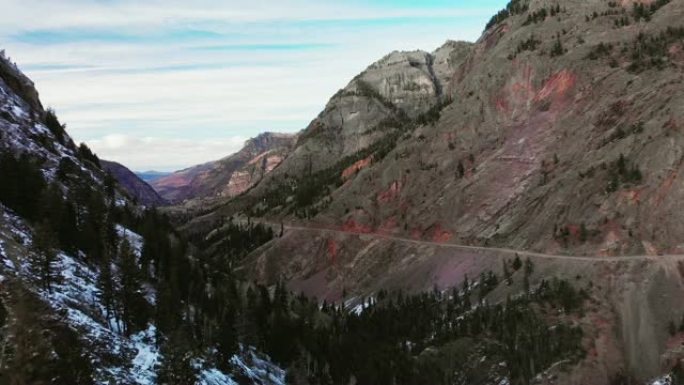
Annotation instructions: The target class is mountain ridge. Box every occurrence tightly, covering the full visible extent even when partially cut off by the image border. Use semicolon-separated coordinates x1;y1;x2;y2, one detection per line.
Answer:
101;159;167;206
151;131;298;203
176;0;684;382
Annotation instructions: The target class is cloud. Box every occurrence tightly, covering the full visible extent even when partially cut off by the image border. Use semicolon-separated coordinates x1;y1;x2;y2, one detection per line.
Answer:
0;0;507;170
88;134;248;172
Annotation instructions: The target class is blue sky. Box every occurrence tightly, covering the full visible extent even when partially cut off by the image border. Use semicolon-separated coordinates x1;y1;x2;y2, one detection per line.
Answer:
1;0;507;171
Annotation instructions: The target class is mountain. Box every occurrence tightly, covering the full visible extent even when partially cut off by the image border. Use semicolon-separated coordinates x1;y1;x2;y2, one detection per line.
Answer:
179;0;684;382
150;132;297;203
101;160;167;206
0;50;285;384
4;0;684;382
205;0;684;257
135;170;171;182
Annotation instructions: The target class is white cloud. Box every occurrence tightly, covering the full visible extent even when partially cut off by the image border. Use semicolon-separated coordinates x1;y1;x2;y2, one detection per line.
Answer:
0;0;502;170
88;134;248;172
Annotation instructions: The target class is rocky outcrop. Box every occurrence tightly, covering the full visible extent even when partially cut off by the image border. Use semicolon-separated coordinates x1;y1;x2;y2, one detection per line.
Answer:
151;132;297;203
101;160;166;206
226;41;474;210
0;50;43;113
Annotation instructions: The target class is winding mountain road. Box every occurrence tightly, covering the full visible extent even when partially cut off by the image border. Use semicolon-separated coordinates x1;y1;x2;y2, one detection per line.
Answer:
253;220;684;263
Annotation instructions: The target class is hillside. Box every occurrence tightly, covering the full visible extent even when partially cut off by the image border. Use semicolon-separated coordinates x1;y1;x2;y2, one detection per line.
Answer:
3;0;684;383
151;132;297;204
0;51;286;384
209;0;684;256
101;160;167;206
188;0;684;256
176;0;684;382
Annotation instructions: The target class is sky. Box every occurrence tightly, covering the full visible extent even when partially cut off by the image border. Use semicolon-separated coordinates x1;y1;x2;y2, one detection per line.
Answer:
0;0;507;171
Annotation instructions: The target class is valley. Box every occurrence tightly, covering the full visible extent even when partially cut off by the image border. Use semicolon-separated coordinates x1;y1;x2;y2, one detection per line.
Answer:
2;0;684;383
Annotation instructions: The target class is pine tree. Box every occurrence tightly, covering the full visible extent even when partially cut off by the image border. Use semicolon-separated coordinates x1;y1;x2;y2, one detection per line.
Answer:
32;221;58;293
157;329;198;385
550;36;565;57
216;308;239;370
669;320;678;336
673;360;684;385
117;239;146;336
503;260;512;285
512;254;523;271
579;223;588;243
523;258;534;294
97;245;116;326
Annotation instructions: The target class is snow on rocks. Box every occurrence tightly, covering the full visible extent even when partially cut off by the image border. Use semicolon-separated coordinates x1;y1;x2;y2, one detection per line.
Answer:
130;326;160;385
116;224;144;256
649;375;674;385
1;208;285;384
45;250;159;384
230;347;287;385
198;368;239;385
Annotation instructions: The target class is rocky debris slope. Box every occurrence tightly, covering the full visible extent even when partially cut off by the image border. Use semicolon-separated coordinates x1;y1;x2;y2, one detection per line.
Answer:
101;160;167;206
151;132;297;203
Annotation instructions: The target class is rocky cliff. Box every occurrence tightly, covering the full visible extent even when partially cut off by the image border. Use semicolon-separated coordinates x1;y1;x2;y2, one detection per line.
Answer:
151;132;297;203
213;0;684;257
180;0;684;382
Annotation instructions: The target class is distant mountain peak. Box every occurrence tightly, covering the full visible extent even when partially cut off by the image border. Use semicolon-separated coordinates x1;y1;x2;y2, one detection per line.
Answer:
150;131;298;203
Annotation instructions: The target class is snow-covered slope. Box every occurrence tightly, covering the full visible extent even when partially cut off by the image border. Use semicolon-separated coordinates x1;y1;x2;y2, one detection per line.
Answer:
0;204;285;384
0;49;286;384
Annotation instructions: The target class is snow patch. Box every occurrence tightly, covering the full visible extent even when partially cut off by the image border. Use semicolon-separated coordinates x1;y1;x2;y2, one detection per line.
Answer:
116;224;144;256
649;375;673;385
0;207;284;385
130;326;160;385
230;347;286;385
198;368;238;385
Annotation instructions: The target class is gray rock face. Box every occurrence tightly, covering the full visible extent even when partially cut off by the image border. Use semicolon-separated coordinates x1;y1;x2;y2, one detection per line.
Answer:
190;1;684;380
237;41;474;203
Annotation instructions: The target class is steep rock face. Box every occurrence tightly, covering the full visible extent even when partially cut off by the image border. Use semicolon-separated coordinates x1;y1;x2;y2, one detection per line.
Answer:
223;0;684;257
151;132;297;203
0;53;102;185
0;50;42;113
183;0;684;381
229;41;474;208
101;160;166;206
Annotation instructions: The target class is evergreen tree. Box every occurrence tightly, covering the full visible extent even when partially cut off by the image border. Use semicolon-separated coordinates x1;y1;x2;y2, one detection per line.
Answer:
512;254;523;271
117;239;146;336
32;221;58;293
503;260;512;285
157;330;198;385
44;108;67;144
673;360;684;385
97;245;116;325
216;308;239;369
579;223;588;243
523;258;534;294
550;36;565;57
